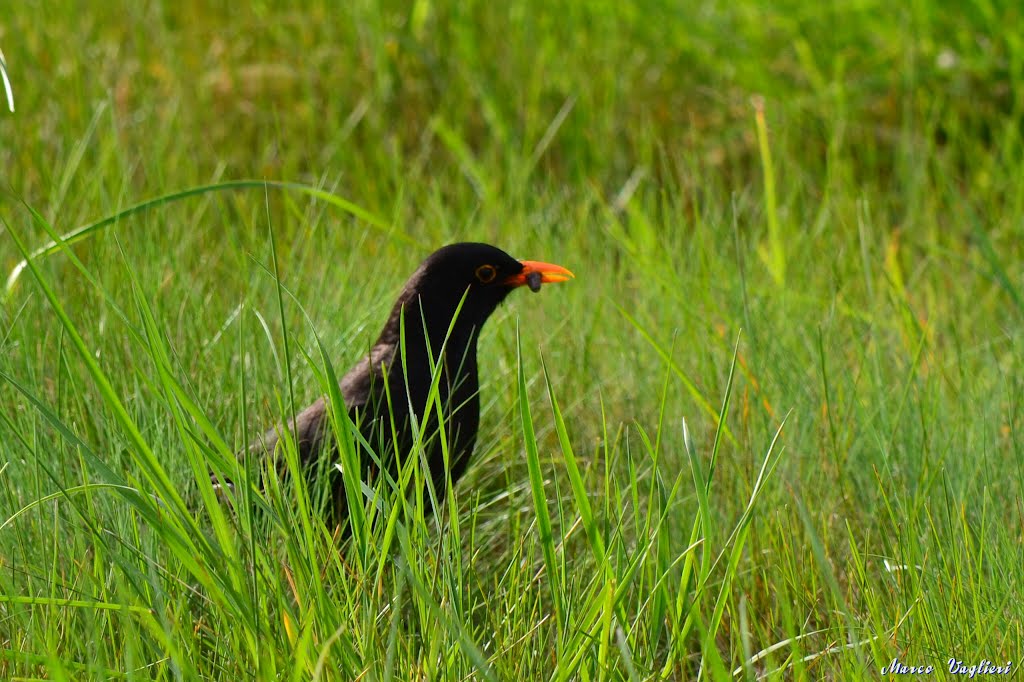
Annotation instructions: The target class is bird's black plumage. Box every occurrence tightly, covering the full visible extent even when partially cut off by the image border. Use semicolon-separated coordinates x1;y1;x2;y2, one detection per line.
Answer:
216;242;572;524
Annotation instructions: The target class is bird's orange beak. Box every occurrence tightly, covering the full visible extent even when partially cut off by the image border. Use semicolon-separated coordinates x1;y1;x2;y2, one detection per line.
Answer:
503;260;575;292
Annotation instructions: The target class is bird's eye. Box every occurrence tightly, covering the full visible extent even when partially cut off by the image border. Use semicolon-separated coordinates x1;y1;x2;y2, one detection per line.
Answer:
475;264;497;283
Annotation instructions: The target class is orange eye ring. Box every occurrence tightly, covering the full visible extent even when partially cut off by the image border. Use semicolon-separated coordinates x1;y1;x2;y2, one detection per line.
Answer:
475;264;497;283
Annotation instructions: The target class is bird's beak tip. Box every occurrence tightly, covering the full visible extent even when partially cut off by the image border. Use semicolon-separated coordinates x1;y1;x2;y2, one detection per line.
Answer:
506;260;575;292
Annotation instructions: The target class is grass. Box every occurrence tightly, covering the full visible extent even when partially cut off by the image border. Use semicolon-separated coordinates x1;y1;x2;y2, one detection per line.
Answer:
2;0;1023;678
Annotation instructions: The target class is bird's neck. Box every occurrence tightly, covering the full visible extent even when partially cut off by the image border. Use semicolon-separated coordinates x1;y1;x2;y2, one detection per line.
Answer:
399;314;479;378
375;296;481;378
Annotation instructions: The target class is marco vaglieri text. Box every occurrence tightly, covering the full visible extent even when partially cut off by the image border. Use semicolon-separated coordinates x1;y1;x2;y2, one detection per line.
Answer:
881;657;1013;676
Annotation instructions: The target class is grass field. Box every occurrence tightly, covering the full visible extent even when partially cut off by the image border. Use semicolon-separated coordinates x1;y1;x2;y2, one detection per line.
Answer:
2;1;1023;679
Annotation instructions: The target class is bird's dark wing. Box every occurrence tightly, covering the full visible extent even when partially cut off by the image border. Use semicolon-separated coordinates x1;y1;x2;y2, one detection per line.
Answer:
252;396;329;467
338;344;408;465
211;346;384;494
245;342;395;461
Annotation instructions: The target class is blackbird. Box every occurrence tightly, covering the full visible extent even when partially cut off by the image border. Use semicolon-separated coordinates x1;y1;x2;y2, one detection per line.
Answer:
215;242;573;523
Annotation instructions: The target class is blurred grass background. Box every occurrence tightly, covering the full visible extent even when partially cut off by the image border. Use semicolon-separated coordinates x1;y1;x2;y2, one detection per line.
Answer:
1;0;1023;679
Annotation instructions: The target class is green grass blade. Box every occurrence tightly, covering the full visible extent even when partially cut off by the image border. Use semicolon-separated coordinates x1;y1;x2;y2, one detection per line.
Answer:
516;324;565;670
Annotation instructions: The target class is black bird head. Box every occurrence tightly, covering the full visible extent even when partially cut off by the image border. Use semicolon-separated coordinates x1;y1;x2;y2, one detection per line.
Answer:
380;242;574;348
